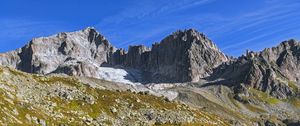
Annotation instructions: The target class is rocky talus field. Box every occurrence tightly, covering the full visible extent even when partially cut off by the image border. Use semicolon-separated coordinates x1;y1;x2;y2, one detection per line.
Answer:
0;27;300;126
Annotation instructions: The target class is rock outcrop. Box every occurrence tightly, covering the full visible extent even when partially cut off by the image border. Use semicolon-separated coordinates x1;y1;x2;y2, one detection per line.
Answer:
260;39;300;82
210;39;300;98
124;45;150;68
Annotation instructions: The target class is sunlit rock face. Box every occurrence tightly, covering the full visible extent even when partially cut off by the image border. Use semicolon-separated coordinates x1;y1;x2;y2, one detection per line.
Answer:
0;27;116;78
147;29;228;83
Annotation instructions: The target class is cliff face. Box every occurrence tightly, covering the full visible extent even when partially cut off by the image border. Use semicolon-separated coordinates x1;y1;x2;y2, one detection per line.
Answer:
147;29;228;82
111;29;229;82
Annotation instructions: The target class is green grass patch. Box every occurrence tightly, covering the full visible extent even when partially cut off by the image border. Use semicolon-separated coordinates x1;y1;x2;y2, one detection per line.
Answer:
248;88;281;105
228;94;241;109
49;88;184;119
0;67;3;73
244;103;266;113
285;97;300;108
8;68;26;77
288;81;299;92
33;75;82;88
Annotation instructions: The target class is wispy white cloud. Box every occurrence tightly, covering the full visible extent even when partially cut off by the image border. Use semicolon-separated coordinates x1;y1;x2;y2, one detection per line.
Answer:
98;0;215;26
0;18;68;39
191;1;300;55
202;3;299;36
94;0;300;57
222;23;300;51
0;18;69;52
96;0;216;48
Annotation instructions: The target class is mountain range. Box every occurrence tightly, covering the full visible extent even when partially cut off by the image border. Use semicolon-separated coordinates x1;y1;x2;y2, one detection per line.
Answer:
0;27;299;126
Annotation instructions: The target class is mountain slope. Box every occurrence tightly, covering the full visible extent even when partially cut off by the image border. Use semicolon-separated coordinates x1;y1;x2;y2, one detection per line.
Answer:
0;66;229;126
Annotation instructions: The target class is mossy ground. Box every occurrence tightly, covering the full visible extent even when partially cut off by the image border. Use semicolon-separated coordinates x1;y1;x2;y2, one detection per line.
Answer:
244;103;266;113
288;81;299;93
248;87;300;109
284;97;300;108
248;88;281;105
228;94;241;109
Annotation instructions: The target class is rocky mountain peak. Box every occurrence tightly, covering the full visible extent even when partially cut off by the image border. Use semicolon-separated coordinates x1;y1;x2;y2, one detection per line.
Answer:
211;39;300;99
169;29;221;51
108;28;229;83
0;27;115;75
83;26;97;31
279;39;298;48
149;29;228;82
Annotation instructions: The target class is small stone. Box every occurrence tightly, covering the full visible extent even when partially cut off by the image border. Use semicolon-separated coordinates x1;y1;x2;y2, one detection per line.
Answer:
38;119;46;126
111;107;117;113
129;103;134;108
115;99;120;103
12;108;19;115
25;114;31;121
144;91;150;95
164;97;171;102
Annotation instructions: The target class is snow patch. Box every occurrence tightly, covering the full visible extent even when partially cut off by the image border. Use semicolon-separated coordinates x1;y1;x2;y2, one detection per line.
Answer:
87;66;179;100
96;67;142;85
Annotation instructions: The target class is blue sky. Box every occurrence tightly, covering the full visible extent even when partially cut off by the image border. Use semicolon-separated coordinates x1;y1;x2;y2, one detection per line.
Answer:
1;0;300;56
